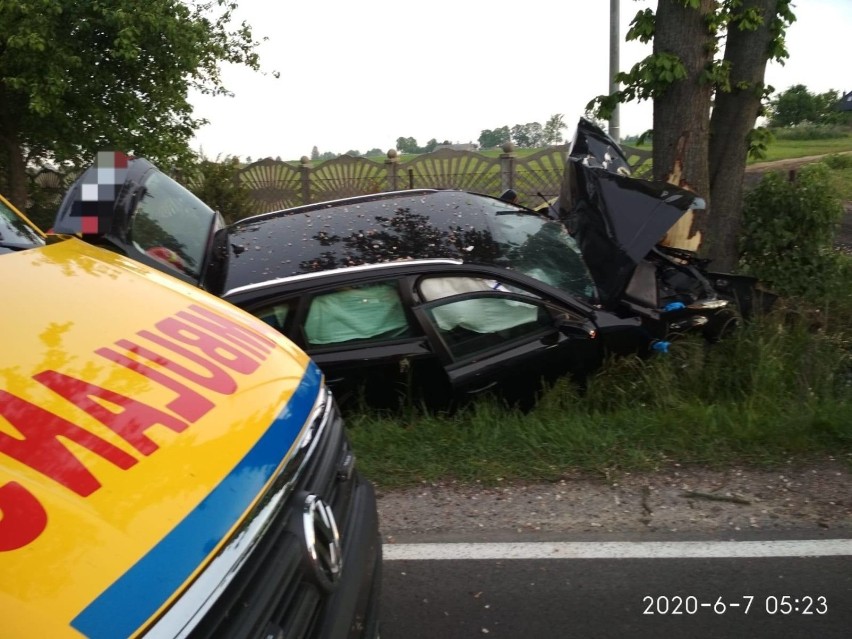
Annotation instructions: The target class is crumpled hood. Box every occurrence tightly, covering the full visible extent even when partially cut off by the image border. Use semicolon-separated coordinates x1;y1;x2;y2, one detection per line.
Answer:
1;239;317;638
557;118;705;305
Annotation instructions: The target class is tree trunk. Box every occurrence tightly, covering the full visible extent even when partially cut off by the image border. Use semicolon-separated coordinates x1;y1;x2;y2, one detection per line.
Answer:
1;139;28;211
0;83;29;211
652;0;718;252
708;0;780;271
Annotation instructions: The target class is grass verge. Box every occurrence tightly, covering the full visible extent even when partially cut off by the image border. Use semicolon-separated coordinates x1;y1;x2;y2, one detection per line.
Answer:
347;308;852;488
756;135;852;162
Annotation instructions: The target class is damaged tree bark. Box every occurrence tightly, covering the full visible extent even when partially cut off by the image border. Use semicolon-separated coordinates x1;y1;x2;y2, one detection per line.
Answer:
652;0;717;254
590;1;796;272
708;0;786;271
652;0;716;197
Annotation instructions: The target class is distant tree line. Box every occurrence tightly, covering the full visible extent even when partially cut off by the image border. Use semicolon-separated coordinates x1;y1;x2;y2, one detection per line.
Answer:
309;145;388;160
478;114;567;149
298;113;569;162
250;88;850;165
393;138;452;154
766;85;851;127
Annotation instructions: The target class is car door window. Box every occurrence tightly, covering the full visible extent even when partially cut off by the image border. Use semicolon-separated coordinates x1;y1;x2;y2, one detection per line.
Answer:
130;171;215;279
421;293;552;360
304;281;413;346
419;275;540;302
253;300;296;333
418;275;545;335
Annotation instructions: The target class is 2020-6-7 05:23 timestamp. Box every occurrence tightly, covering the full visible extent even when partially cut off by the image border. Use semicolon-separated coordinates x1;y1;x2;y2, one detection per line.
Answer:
642;595;828;615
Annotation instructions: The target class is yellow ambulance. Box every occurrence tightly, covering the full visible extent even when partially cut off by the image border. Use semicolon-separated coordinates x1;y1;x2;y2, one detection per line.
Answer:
0;194;381;638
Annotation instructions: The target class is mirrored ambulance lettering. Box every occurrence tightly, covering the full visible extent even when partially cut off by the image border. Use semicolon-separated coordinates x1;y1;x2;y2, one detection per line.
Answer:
95;344;216;422
33;371;191;456
0;390;140;495
0;482;47;552
176;305;276;361
0;304;280;552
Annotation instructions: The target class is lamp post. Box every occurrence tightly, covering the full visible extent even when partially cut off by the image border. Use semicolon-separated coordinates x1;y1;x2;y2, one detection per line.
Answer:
609;0;621;143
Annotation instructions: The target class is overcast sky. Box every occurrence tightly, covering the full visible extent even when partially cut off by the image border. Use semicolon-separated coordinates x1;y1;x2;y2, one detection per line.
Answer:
189;0;851;161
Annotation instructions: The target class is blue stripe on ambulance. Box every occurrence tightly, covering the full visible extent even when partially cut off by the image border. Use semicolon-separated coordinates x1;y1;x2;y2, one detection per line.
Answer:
71;361;323;639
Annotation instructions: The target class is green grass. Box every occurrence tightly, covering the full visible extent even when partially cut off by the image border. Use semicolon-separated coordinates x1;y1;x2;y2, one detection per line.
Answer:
348;307;852;488
821;156;852;200
624;136;852;165
755;136;852;163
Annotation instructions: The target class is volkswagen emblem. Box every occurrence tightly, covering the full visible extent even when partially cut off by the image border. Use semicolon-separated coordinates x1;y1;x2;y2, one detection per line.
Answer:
303;495;343;587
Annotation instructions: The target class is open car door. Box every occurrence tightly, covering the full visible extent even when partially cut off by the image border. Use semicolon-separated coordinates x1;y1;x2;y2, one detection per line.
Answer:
411;281;601;406
52;153;225;290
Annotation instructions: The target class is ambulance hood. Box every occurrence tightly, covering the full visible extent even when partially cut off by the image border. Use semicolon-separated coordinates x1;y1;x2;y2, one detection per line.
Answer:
1;239;319;638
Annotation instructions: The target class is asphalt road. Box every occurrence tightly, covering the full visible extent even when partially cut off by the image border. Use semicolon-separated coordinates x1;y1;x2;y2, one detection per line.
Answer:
379;539;852;639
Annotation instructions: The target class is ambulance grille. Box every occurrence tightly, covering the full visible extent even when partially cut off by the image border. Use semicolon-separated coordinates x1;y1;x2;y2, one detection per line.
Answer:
184;397;354;639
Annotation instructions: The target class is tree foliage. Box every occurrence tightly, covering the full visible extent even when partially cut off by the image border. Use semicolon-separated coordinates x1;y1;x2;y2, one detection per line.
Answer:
478;126;511;149
511;123;544;148
395;136;473;154
395;136;420;154
184;155;254;225
543;113;567;145
739;164;844;296
478;115;566;149
0;0;263;209
767;85;843;127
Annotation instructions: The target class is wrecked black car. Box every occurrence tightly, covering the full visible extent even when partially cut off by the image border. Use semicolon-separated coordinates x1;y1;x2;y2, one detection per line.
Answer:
553;118;762;341
53;160;653;410
51;122;757;410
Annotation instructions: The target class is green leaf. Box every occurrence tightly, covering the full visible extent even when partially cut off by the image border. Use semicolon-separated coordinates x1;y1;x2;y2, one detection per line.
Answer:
0;0;269;201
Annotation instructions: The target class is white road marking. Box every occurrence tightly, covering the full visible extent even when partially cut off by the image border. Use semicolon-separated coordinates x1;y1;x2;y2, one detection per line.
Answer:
383;539;852;561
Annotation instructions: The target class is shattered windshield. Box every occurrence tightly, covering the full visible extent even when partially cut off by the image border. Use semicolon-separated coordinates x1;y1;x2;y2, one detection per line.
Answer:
130;171;215;279
487;206;597;299
0;198;44;253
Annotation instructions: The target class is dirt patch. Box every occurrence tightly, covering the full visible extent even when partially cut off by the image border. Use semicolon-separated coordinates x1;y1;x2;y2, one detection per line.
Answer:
376;459;852;541
745;154;842;175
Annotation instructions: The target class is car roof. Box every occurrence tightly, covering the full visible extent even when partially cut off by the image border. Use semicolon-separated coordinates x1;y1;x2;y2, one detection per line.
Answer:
222;189;522;292
223;257;463;298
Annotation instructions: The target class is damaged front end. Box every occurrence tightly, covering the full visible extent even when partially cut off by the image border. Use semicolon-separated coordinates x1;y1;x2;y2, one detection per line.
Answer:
556;118;761;341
